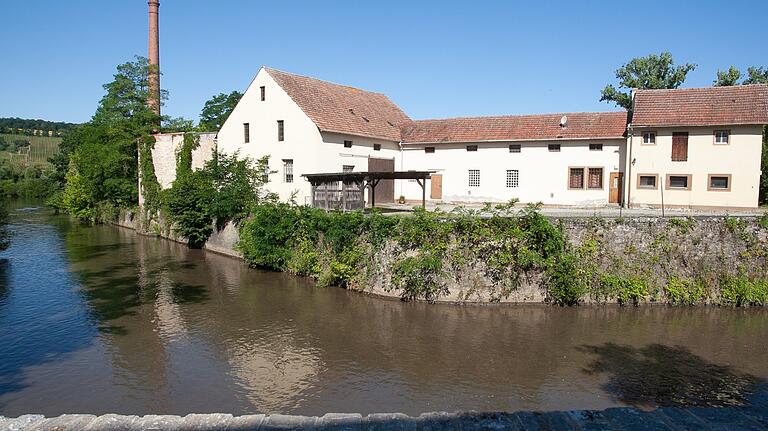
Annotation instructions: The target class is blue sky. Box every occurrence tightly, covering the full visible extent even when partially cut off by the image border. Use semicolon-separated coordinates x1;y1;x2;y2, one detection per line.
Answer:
1;0;766;124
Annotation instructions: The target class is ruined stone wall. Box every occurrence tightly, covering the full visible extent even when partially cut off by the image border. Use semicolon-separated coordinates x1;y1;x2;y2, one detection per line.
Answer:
150;132;217;189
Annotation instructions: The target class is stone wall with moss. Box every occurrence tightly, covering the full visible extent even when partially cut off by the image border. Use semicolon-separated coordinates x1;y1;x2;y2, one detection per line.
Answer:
121;202;768;306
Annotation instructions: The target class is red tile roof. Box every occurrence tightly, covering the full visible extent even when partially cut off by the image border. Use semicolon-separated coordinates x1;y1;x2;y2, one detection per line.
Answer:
632;84;768;127
266;67;411;141
400;112;628;144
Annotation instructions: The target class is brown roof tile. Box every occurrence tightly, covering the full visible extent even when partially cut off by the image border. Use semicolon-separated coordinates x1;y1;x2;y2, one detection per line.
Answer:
632;84;768;127
266;67;411;141
400;112;628;144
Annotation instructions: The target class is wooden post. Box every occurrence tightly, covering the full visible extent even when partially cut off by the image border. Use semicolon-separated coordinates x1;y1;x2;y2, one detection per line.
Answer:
416;178;426;208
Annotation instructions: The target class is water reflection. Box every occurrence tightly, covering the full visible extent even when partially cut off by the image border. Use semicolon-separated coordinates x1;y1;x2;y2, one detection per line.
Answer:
0;205;767;417
579;343;761;408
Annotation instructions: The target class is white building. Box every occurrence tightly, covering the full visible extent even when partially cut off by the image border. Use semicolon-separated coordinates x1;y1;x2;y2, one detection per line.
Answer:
150;68;768;209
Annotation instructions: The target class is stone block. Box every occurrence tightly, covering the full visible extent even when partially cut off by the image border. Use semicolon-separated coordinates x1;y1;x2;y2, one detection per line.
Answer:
30;414;97;431
564;410;614;431
180;413;234;430
415;412;462;431
365;413;416;431
654;407;710;430
601;408;673;430
262;414;318;430
81;414;140;431
317;413;362;431
2;415;46;431
687;407;764;431
226;414;266;431
133;415;186;431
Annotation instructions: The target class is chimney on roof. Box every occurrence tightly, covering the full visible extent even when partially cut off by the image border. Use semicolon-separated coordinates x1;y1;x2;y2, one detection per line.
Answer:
148;0;161;118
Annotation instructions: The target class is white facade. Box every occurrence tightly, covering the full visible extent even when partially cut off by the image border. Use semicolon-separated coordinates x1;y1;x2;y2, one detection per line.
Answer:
401;139;626;205
626;125;763;208
216;69;401;204
147;69;765;210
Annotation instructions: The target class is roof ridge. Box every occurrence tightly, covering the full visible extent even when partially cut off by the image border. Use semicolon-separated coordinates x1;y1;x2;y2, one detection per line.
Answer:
264;66;388;96
410;111;627;123
636;84;768;93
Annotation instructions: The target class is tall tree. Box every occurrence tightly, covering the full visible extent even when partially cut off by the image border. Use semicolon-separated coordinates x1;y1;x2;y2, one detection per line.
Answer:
199;91;243;131
714;66;742;86
600;52;696;109
58;56;162;220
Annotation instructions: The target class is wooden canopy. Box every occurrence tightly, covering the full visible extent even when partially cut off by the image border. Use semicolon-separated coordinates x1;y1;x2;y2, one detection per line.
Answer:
302;171;434;208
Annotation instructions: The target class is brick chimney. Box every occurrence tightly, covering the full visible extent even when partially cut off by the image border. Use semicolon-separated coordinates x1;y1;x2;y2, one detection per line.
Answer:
148;0;161;117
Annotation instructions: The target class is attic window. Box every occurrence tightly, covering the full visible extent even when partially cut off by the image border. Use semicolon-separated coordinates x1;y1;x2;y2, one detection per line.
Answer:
373;143;381;151
466;145;478;152
260;86;265;101
344;140;352;148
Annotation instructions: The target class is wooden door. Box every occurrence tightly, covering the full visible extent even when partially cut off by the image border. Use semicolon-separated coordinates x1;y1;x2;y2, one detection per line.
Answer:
430;174;442;199
367;157;394;203
609;172;623;204
672;132;688;161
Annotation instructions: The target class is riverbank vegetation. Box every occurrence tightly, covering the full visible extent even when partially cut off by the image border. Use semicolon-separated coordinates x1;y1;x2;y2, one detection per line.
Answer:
233;202;768;306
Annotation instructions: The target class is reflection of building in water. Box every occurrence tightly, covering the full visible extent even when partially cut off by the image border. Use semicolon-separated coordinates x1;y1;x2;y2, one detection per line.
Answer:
227;339;322;412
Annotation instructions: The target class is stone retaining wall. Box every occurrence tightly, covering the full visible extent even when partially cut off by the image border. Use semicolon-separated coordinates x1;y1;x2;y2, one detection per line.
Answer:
116;208;768;304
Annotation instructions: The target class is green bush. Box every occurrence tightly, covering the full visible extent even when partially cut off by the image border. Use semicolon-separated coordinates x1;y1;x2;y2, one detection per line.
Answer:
546;252;588;305
391;252;447;301
162;171;214;247
720;276;768;306
665;276;706;305
598;274;649;305
238;203;300;269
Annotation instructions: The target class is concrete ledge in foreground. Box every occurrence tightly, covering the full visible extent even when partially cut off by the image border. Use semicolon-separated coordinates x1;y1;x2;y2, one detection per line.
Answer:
2;401;768;431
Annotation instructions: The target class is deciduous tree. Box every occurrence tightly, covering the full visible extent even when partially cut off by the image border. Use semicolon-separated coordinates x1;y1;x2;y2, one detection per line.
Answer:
714;66;742;86
600;52;696;109
199;91;243;131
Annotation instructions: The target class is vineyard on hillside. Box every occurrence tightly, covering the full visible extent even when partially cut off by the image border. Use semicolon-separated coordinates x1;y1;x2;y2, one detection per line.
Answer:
0;133;61;167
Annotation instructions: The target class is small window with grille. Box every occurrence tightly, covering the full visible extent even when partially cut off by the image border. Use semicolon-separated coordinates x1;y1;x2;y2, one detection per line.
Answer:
506;170;519;188
468;169;480;187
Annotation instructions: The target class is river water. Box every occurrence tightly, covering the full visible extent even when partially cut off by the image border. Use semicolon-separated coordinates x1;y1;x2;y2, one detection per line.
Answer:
0;203;766;417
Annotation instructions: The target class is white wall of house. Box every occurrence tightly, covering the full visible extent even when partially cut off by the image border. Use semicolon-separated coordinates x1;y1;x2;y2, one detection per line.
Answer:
400;139;625;205
217;68;323;203
627;125;762;208
216;69;402;205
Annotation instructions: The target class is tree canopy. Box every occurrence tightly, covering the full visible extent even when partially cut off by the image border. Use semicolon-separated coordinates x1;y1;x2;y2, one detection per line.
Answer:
199;91;243;131
713;65;768;86
56;56;162;220
600;52;696;109
714;66;742;86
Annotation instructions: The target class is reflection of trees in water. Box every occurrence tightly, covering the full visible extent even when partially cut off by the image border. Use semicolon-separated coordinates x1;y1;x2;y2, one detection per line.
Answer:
579;343;762;408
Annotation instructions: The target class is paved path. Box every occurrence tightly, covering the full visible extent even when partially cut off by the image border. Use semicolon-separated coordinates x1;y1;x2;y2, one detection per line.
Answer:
378;202;768;218
3;396;767;430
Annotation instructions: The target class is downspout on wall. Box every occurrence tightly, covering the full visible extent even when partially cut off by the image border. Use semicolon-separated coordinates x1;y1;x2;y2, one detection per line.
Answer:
625;89;636;208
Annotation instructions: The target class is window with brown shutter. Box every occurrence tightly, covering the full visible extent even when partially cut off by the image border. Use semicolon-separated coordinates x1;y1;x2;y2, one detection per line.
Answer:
569;168;584;189
672;132;688;161
588;168;603;189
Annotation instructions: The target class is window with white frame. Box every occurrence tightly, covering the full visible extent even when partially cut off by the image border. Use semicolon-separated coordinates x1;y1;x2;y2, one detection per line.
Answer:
642;132;656;145
468;169;480;187
506;170;519;188
714;130;729;145
283;159;293;183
